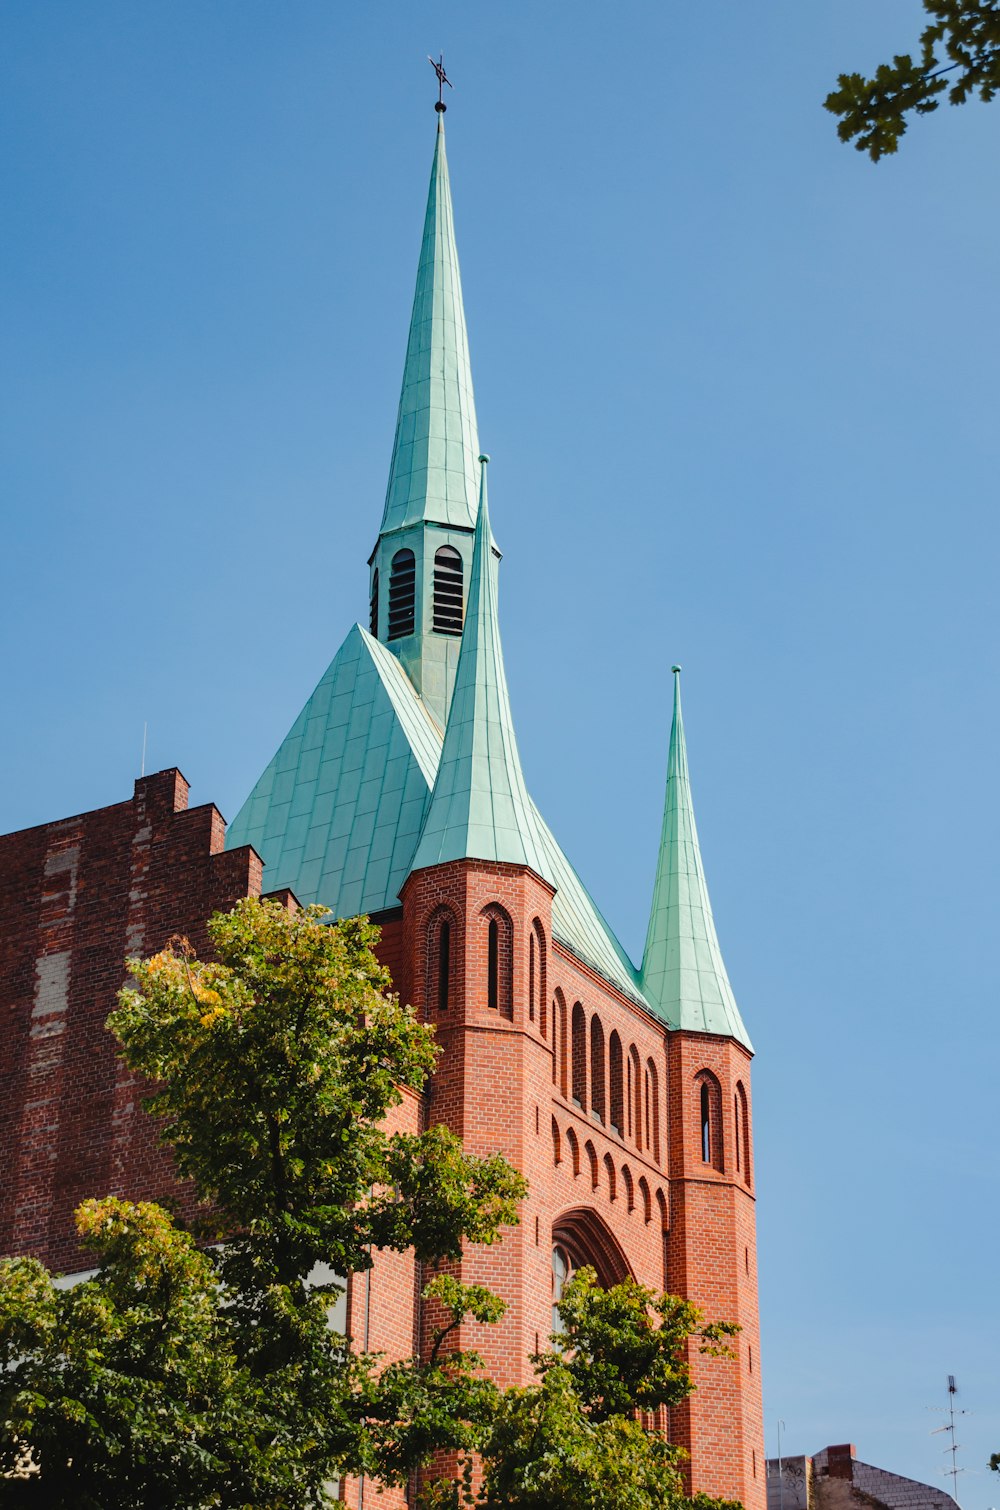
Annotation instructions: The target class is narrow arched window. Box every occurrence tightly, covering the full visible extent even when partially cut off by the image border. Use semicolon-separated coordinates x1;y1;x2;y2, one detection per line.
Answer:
609;1032;624;1137
734;1094;741;1172
571;1004;587;1109
696;1071;724;1171
369;567;379;637
590;1017;606;1124
629;1045;642;1148
387;549;416;640
584;1140;599;1189
437;922;450;1013
645;1058;661;1163
480;904;513;1018
432;545;464;634
487;919;499;1012
736;1080;751;1187
553;990;567;1094
604;1154;617;1201
529;930;536;1022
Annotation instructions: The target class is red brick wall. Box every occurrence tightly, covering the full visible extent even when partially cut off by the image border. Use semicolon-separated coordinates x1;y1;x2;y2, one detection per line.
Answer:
0;769;263;1272
395;857;765;1510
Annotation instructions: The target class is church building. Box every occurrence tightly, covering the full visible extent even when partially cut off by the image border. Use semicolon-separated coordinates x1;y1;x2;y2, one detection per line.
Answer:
0;107;764;1508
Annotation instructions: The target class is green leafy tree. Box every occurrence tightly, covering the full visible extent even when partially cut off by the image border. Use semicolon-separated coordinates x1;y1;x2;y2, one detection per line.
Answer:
422;1266;741;1510
0;899;525;1507
825;1;1000;159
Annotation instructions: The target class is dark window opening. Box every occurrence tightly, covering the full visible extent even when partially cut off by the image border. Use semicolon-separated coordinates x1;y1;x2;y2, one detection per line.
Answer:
529;930;536;1021
571;1003;587;1109
609;1032;624;1137
701;1082;711;1164
735;1094;741;1171
432;545;464;634
369;567;379;637
437;922;450;1013
388;549;416;640
590;1018;605;1124
487;919;499;1011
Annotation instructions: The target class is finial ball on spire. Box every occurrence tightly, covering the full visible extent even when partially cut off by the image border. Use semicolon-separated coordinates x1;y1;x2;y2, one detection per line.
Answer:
478;454;490;464
672;664;682;674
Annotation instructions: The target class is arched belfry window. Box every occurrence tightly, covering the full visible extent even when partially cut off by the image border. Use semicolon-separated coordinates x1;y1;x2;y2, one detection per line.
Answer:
432;545;464;635
388;549;416;640
701;1083;711;1163
369;567;379;637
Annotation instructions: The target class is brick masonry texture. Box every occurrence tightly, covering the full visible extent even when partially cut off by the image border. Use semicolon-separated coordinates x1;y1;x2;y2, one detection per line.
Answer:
1;776;764;1510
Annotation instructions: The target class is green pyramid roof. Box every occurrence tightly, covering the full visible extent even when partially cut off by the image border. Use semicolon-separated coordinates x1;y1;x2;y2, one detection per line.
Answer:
640;670;752;1049
379;116;480;536
226;625;440;919
409;460;552;880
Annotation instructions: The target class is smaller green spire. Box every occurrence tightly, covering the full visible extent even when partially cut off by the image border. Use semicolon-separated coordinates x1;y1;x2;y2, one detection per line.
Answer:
640;668;752;1050
408;458;552;880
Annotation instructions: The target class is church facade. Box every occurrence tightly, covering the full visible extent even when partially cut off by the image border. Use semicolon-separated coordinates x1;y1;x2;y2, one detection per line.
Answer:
0;113;763;1507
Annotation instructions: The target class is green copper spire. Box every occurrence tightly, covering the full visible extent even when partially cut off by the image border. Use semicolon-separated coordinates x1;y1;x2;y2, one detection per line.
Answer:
640;669;752;1050
409;458;551;879
379;116;480;535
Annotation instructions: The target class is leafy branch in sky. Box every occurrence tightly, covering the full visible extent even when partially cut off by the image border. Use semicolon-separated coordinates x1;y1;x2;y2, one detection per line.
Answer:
825;1;1000;159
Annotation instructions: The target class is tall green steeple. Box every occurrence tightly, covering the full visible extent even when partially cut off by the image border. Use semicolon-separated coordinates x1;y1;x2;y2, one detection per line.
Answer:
409;458;551;879
640;669;752;1049
369;116;483;728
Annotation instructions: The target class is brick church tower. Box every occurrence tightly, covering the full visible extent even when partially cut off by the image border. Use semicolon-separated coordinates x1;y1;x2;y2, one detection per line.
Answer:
225;113;765;1508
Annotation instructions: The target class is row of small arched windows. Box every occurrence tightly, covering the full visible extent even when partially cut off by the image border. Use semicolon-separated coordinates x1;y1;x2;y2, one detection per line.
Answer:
426;904;540;1021
551;1118;668;1228
423;905;750;1189
551;995;662;1163
371;546;464;642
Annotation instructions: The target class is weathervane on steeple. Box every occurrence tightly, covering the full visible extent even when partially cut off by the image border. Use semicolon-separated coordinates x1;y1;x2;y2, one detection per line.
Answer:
428;53;453;112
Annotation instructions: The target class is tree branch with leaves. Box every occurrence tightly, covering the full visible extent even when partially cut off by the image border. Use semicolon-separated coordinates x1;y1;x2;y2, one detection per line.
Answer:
825;1;1000;159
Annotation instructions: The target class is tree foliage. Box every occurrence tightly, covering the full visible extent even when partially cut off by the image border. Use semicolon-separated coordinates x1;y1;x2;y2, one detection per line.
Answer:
422;1266;741;1510
825;1;1000;159
1;900;524;1506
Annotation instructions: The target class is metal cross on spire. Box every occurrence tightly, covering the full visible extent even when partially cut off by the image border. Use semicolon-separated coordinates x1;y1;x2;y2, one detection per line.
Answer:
428;53;453;112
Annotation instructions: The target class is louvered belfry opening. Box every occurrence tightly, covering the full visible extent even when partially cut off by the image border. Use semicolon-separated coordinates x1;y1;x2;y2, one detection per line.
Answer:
369;568;379;637
432;545;464;635
387;549;416;640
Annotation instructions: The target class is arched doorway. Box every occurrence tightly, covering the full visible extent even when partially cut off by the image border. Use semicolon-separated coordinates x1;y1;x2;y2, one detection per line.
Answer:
550;1206;633;1330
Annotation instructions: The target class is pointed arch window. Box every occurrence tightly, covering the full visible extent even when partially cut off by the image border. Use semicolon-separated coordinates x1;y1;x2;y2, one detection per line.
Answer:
481;904;513;1019
369;567;379;637
736;1080;751;1188
426;907;456;1017
644;1058;661;1164
432;545;464;635
388;549;416;640
608;1032;624;1137
571;1003;587;1109
696;1070;724;1172
590;1017;606;1125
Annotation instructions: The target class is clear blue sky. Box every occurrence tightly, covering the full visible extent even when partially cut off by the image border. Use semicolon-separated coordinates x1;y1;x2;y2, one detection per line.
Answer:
2;2;997;1498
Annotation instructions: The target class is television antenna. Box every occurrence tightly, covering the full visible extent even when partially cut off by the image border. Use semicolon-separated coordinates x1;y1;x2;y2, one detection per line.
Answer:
929;1375;969;1506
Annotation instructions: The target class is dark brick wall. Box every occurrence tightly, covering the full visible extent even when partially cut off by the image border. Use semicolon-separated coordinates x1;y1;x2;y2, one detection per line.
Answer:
0;769;262;1273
